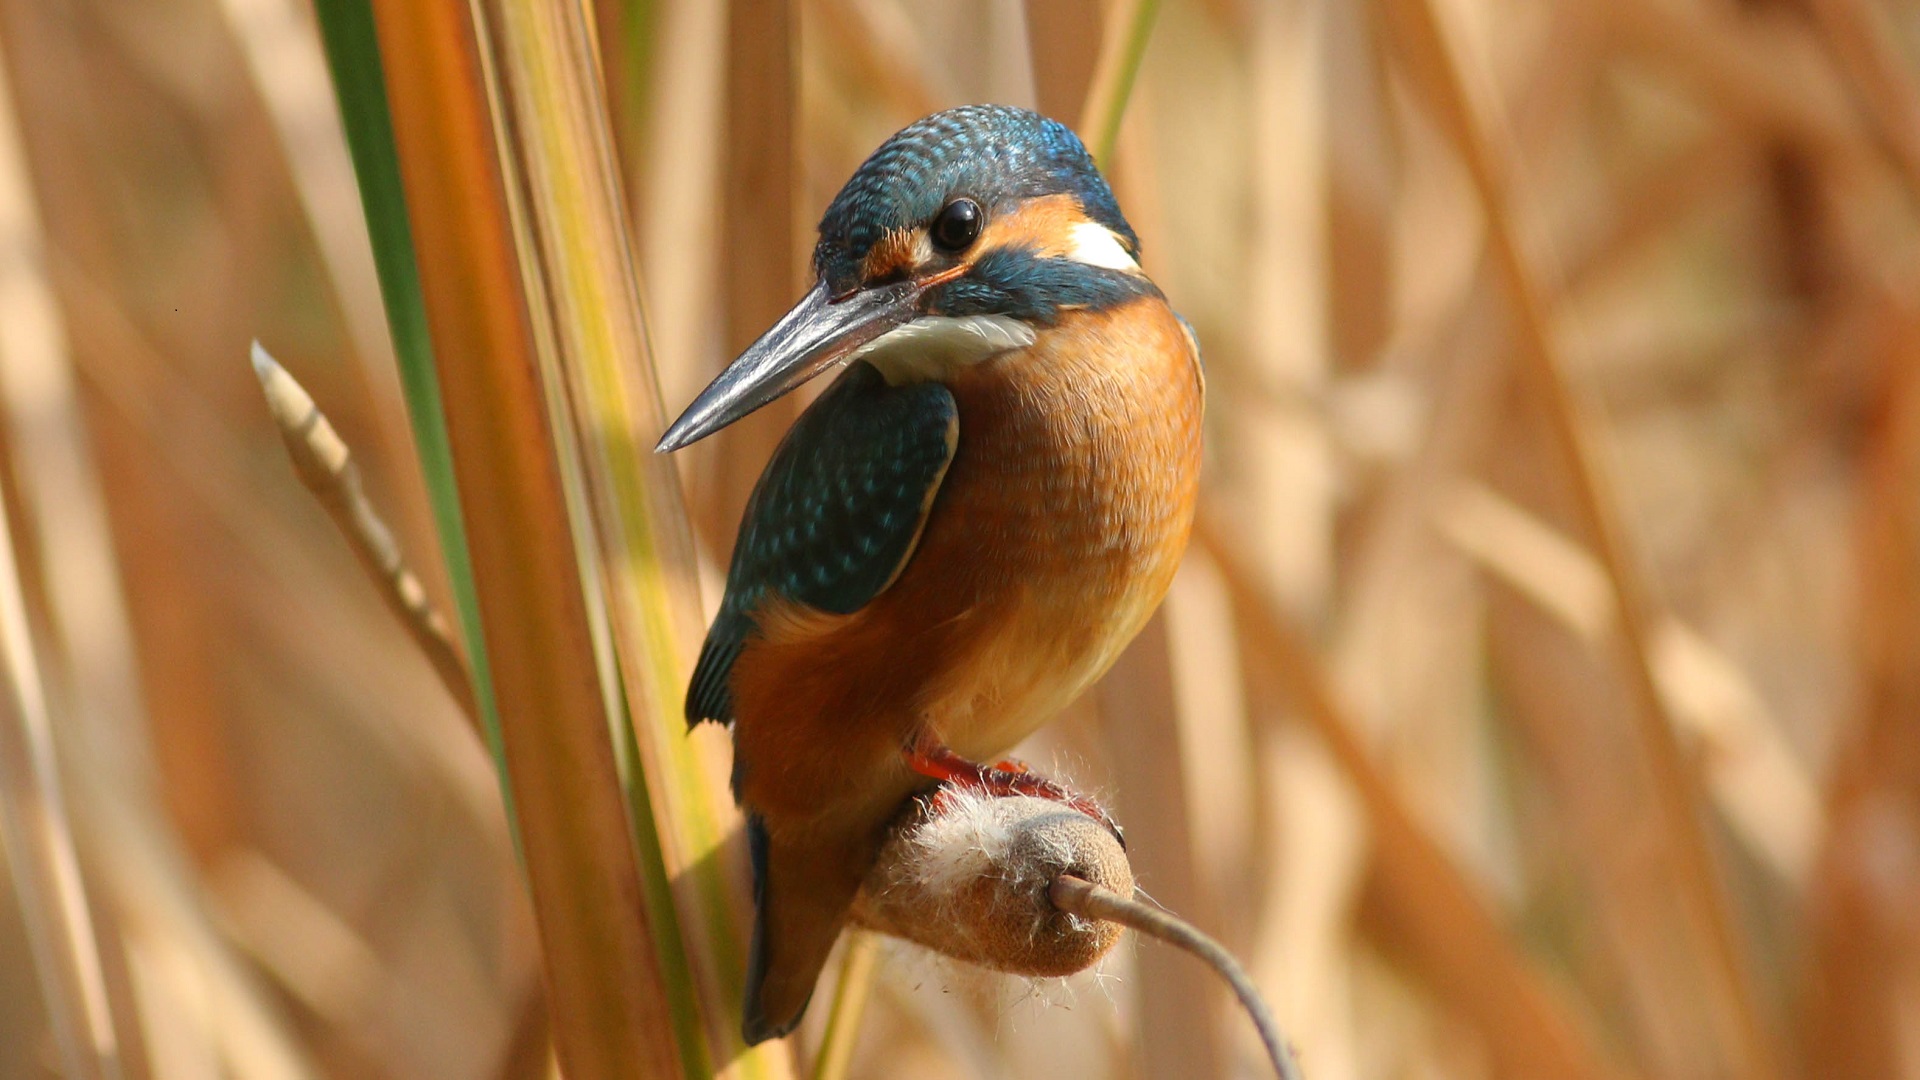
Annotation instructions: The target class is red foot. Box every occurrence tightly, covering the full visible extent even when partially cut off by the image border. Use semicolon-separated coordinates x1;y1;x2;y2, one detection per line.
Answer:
905;738;1125;847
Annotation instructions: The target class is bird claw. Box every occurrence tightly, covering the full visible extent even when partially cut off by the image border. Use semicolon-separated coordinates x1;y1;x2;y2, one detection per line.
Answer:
906;740;1126;849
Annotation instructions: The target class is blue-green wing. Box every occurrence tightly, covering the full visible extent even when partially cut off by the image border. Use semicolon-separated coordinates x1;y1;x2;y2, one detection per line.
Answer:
686;361;958;725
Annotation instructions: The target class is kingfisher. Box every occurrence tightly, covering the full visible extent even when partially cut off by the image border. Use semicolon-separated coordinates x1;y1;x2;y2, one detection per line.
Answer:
657;104;1203;1044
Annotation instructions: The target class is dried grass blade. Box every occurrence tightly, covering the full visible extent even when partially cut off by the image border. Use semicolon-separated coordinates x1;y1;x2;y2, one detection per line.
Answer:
1436;481;1823;888
0;40;124;1079
1200;517;1624;1080
1077;0;1160;166
1023;0;1104;122
1099;614;1231;1080
0;436;120;1080
1805;0;1920;201
360;0;689;1074
1380;0;1779;1074
475;0;789;1071
810;932;878;1080
311;0;501;767
706;0;801;548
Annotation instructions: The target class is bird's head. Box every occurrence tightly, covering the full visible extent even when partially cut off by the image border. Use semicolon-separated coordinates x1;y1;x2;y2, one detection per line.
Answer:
657;104;1154;452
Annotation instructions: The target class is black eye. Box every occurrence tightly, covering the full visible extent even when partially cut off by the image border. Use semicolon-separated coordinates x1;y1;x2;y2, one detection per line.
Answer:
930;198;983;252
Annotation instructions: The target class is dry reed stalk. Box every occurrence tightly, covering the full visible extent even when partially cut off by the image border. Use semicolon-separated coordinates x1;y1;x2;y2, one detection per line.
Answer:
7;2;562;1076
0;38;130;1079
806;0;942;122
1080;33;1247;1065
1342;127;1745;695
1339;123;1745;716
0;47;169;1080
51;259;501;834
809;932;878;1080
0;0;247;873
98;822;318;1080
1229;12;1361;1070
1505;4;1603;159
1318;0;1394;372
1354;128;1746;634
364;0;688;1073
1800;302;1920;1078
1023;0;1104;122
1437;480;1823;887
705;0;803;552
1097;614;1230;1080
1381;1;1780;1074
1200;516;1624;1080
629;0;727;419
1561;131;1752;295
1606;0;1863;161
473;0;789;1070
1078;0;1159;164
0;270;122;1080
1805;0;1920;202
1049;875;1305;1080
1076;40;1237;1067
206;851;385;1042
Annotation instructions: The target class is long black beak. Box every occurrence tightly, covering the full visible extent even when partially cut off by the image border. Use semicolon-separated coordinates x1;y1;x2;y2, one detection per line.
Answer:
655;278;922;452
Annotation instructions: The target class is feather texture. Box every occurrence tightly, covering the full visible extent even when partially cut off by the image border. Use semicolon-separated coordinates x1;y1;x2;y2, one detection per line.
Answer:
686;361;957;726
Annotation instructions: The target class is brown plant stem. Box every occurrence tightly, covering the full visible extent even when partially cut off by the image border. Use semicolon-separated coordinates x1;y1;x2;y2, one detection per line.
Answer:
1806;0;1920;205
0;459;120;1080
810;931;879;1080
1384;0;1779;1075
1049;875;1303;1080
250;343;478;728
1199;514;1624;1080
1077;0;1161;166
365;0;691;1071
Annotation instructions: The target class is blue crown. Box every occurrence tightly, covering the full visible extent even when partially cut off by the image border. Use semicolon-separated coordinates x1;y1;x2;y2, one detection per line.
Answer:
813;105;1138;294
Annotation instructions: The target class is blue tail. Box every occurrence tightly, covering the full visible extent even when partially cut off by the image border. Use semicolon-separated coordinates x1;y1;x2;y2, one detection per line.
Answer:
739;812;870;1045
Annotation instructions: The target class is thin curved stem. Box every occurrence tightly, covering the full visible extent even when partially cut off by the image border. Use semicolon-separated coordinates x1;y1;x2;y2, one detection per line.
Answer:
252;343;479;727
1077;0;1161;167
1383;0;1777;1074
811;930;880;1080
1049;874;1304;1080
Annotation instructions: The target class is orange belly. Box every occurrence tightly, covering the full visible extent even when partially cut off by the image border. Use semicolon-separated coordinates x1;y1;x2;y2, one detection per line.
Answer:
728;296;1203;825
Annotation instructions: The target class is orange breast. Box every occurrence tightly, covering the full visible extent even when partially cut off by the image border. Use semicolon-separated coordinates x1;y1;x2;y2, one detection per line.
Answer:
729;296;1203;823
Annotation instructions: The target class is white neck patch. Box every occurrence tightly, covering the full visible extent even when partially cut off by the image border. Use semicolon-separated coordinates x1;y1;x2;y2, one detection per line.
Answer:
1066;222;1142;273
852;314;1036;384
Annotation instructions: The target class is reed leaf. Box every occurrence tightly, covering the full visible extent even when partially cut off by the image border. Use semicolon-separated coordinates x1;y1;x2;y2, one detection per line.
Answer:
310;0;505;776
1078;0;1162;166
1201;517;1625;1080
1383;0;1777;1073
0;483;122;1080
342;0;692;1074
0;42;125;1080
474;0;787;1073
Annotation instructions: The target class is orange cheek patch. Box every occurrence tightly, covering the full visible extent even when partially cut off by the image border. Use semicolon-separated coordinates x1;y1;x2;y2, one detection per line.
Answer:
862;228;926;282
973;193;1086;261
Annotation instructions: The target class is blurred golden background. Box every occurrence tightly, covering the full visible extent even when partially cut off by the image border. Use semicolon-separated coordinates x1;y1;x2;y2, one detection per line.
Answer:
0;0;1917;1077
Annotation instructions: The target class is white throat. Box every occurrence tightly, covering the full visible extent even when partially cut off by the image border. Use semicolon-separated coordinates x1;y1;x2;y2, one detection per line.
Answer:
852;314;1036;384
1066;222;1141;273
